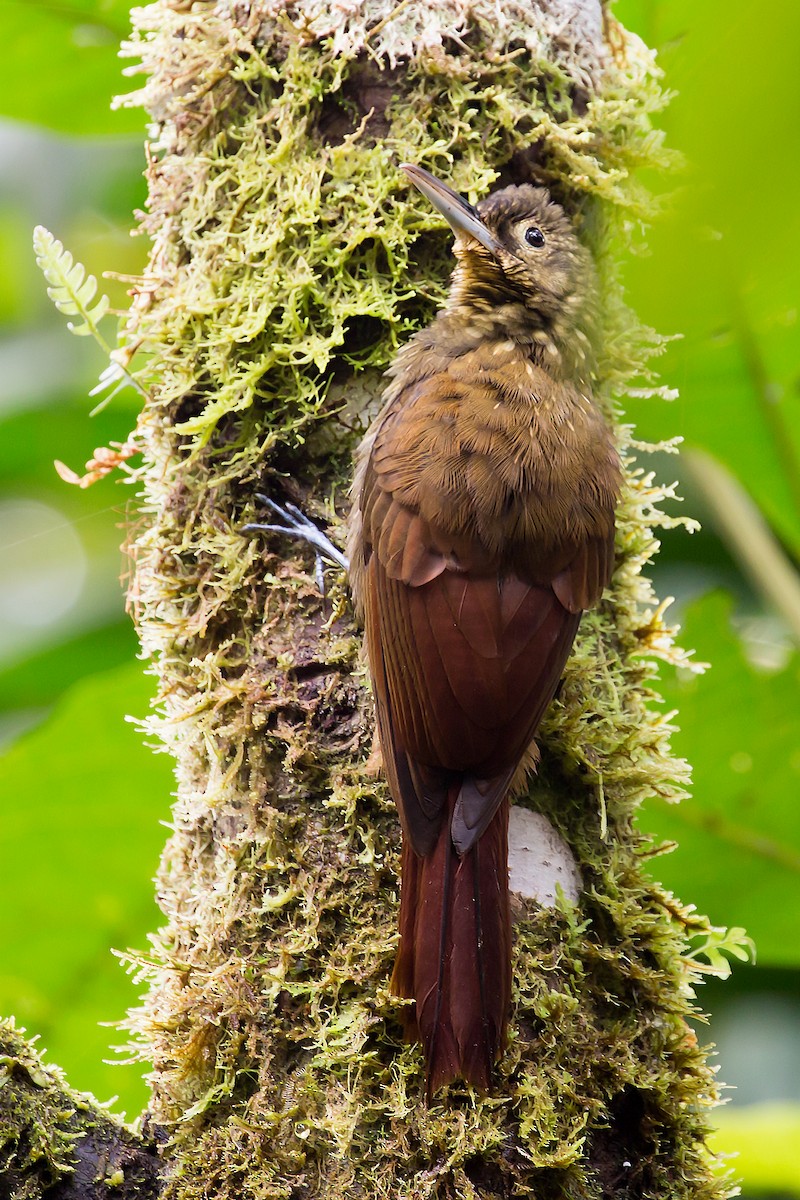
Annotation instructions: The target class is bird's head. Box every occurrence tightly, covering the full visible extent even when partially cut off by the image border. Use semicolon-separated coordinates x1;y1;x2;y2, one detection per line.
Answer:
402;163;597;357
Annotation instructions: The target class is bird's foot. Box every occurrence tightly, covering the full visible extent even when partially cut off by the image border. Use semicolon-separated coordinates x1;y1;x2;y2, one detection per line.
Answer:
242;493;349;594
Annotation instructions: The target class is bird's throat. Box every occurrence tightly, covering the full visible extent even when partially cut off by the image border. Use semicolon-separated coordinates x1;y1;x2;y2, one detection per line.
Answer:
445;249;596;385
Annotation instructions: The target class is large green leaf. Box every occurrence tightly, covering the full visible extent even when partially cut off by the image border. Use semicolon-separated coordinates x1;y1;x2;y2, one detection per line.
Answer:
0;399;140;487
0;0;144;134
710;1103;800;1196
0;660;173;1115
0;620;135;713
614;0;800;555
0;400;138;692
640;592;800;965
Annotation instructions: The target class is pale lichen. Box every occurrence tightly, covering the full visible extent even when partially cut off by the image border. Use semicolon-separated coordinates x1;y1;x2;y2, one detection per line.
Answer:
111;1;738;1196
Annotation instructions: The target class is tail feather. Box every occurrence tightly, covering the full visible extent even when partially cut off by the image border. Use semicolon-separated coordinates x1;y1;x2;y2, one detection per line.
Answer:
391;786;511;1096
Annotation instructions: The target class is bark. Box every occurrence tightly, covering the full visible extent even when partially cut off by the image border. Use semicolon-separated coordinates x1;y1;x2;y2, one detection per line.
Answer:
2;1;739;1197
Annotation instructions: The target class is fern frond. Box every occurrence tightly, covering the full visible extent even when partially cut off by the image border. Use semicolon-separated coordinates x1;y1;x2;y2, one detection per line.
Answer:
33;225;112;347
32;226;149;410
685;924;756;978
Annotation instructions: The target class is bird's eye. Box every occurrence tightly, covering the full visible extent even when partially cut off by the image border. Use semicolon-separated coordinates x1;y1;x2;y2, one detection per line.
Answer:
524;227;545;248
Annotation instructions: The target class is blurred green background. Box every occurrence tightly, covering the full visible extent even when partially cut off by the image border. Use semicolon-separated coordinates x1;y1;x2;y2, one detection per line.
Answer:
0;0;798;1189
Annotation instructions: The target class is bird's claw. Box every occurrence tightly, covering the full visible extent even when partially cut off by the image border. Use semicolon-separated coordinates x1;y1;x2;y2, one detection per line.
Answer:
242;493;349;596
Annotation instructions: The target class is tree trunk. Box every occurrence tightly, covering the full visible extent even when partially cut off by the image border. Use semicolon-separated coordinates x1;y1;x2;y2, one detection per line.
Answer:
1;2;738;1197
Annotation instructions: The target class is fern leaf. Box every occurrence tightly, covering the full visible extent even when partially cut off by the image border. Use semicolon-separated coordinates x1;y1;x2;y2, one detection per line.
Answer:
33;225;113;346
32;225;149;410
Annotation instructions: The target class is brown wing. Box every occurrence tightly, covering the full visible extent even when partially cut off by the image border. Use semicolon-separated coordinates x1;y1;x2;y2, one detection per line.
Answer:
364;539;596;856
356;358;618;857
550;533;615;613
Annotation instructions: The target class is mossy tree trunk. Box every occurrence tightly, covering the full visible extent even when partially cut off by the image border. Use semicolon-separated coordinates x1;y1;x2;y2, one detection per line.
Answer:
1;2;738;1198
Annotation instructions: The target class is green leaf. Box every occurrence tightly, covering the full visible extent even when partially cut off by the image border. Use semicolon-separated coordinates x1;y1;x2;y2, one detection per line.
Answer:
0;620;135;713
640;592;800;966
685;925;755;980
615;0;800;557
710;1103;800;1196
33;226;113;345
31;226;147;411
0;661;173;1115
0;0;143;135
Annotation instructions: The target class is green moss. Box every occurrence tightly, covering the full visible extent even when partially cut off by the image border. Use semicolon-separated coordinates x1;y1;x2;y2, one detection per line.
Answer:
0;1020;83;1195
0;1020;162;1195
109;3;741;1196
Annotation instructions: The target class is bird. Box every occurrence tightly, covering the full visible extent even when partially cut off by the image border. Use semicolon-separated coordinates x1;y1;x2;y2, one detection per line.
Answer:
345;164;621;1096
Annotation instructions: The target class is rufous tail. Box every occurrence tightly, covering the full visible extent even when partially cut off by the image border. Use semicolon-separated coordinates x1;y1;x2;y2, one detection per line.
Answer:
391;787;511;1098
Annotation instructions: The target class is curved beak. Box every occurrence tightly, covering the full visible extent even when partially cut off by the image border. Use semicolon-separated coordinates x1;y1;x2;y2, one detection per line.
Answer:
401;163;501;256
